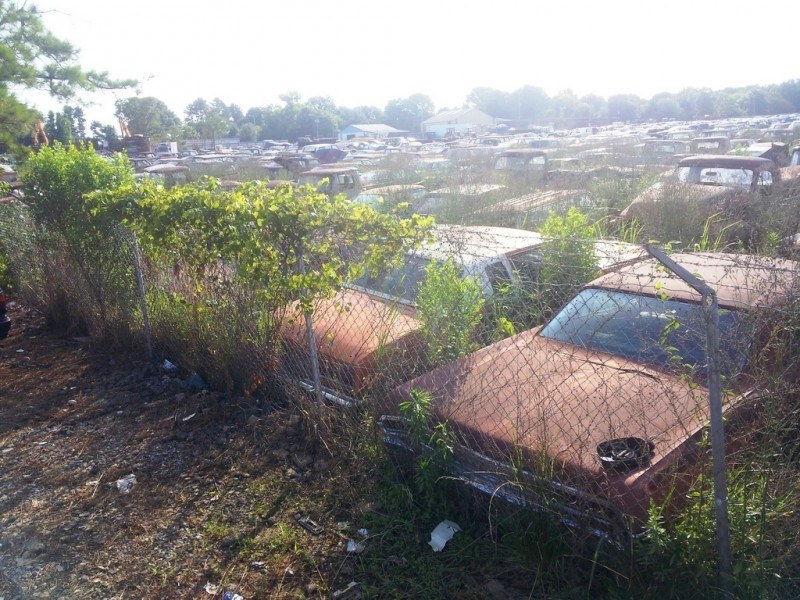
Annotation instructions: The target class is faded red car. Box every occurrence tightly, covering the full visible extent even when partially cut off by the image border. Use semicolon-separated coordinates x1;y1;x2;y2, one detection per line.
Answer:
382;252;799;534
279;225;644;407
620;155;779;221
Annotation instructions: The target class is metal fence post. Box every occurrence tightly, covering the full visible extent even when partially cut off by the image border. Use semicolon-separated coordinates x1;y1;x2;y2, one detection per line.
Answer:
646;244;733;597
130;231;153;362
297;254;324;414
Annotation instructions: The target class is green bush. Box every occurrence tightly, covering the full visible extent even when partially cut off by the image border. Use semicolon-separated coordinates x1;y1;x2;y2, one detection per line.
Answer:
90;177;433;393
20;143;136;338
536;208;599;320
416;259;485;368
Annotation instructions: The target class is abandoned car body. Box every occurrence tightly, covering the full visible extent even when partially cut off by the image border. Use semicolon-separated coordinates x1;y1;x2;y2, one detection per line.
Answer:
381;252;799;534
619;155;780;223
279;226;545;406
297;165;362;199
279;226;643;406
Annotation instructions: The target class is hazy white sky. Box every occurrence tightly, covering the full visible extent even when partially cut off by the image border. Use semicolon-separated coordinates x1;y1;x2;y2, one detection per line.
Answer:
16;0;800;125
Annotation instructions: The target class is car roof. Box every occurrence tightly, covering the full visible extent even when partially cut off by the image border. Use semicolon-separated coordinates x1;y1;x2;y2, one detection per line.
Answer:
590;252;799;309
415;225;544;264
676;155;775;170
299;165;359;175
361;184;426;194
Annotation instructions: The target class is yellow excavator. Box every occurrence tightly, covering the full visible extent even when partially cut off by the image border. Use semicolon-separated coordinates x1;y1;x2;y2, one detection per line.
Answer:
33;121;49;149
118;116;132;138
116;115;151;155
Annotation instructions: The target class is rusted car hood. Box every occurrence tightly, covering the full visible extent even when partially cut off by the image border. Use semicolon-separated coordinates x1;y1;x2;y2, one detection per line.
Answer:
282;288;421;372
390;328;719;520
620;181;741;218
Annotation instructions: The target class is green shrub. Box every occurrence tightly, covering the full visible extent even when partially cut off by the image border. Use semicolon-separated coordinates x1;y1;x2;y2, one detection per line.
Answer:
536;208;599;320
20;143;136;338
416;259;485;367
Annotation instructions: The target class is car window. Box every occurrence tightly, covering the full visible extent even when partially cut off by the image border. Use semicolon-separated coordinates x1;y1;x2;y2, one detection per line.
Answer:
350;255;432;304
540;288;753;378
508;251;542;285
484;260;513;294
676;166;754;189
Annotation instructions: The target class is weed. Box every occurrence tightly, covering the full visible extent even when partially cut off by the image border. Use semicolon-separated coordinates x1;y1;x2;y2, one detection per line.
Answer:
416;259;485;368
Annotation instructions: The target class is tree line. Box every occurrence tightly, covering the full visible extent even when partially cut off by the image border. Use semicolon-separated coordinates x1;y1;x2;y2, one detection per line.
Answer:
3;1;800;152
46;79;800;150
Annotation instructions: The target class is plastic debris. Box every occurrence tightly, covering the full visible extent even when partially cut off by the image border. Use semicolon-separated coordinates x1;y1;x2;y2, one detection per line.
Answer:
204;582;219;595
114;473;137;494
161;359;177;372
181;412;196;422
357;528;369;538
294;513;324;535
331;581;360;599
346;539;365;553
428;520;462;552
222;592;243;600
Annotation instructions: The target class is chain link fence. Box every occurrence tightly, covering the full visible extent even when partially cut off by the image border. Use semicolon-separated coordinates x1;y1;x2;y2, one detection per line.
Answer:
3;163;800;591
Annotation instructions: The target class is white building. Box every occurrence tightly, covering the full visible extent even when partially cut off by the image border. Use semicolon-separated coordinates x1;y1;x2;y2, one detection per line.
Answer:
338;124;405;141
422;108;494;139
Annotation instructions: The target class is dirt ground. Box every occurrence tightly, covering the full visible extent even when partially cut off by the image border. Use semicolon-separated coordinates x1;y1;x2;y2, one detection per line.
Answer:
0;300;374;599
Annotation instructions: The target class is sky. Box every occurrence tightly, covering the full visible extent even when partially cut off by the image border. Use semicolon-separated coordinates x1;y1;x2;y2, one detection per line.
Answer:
14;0;800;126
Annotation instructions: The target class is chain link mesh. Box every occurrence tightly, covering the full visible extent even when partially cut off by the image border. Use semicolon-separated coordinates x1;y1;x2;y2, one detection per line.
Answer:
3;162;800;538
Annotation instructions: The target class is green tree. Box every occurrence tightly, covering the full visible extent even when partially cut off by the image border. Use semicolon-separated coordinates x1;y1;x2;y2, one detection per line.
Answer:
577;93;607;120
244;107;269;129
337;104;384;125
778;79;800;112
645;93;682;120
89;120;119;149
511;85;551;122
384;93;435;135
20;143;136;334
64;105;86;141
238;122;258;143
89;176;434;390
307;95;337;113
0;1;135;149
115;96;180;138
551;89;579;118
676;87;716;119
467;87;510;118
607;94;644;122
184;98;209;125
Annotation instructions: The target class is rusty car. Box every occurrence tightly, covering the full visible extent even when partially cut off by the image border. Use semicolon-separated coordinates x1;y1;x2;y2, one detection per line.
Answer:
380;252;799;534
279;226;643;407
297;165;362;199
619;155;780;225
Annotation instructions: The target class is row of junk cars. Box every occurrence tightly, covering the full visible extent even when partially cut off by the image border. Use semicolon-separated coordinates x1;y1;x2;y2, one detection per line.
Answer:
3;114;800;538
270;115;800;537
283;227;800;537
80;114;800;241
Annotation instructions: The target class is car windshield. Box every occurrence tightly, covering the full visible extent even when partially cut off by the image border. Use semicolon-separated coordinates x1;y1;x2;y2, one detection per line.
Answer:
539;288;752;378
675;165;754;189
495;155;546;170
349;255;433;304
